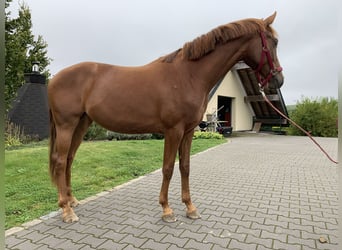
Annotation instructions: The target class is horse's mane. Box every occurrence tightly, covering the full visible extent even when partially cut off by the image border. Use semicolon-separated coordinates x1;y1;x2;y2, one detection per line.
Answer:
161;18;276;63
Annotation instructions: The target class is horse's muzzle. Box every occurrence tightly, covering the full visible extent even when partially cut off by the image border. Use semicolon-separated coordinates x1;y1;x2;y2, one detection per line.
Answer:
269;71;284;89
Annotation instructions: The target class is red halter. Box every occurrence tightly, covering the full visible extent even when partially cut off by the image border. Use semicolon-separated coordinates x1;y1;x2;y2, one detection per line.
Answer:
254;31;283;88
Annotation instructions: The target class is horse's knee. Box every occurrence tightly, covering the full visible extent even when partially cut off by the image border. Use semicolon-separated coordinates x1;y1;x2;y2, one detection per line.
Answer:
162;166;174;180
179;164;190;177
51;152;58;165
54;158;66;176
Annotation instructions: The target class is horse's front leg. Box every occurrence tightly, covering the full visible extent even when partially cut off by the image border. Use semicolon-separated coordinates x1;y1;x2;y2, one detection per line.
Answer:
159;129;183;222
179;129;201;219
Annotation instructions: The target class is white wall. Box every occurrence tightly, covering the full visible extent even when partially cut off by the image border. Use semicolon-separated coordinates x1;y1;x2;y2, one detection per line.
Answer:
204;70;254;131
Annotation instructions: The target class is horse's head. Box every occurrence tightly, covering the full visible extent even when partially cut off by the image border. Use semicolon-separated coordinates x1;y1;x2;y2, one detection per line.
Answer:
244;12;284;89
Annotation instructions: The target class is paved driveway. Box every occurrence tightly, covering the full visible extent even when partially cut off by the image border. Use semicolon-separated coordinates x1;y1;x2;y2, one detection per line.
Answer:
5;134;338;249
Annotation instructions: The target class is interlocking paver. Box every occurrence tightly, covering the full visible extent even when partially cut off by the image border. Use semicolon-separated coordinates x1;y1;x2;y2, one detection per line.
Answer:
236;225;261;238
203;233;231;248
120;234;147;248
4;235;26;249
35;234;70;248
97;240;128;250
10;240;46;250
245;234;273;249
228;238;258;250
183;238;214;249
161;234;188;248
141;239;170;250
180;229;207;242
5;134;338;250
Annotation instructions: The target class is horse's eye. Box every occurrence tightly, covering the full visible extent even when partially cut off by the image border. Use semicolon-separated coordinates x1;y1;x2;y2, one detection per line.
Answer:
274;38;278;47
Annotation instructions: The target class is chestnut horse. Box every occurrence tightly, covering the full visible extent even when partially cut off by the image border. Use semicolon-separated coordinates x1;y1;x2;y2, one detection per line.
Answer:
48;12;283;223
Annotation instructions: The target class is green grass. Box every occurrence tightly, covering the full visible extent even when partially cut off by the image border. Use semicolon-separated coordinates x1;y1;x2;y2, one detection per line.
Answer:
5;138;225;229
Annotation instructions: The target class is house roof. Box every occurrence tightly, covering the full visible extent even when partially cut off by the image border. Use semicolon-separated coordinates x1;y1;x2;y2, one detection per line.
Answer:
234;62;289;126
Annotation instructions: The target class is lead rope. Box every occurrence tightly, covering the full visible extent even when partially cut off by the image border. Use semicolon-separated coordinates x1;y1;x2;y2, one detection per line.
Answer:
259;87;338;165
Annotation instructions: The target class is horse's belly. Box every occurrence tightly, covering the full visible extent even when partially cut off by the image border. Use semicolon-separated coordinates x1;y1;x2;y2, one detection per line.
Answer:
87;104;164;134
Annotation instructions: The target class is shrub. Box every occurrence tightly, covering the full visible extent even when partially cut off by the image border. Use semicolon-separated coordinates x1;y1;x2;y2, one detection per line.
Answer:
193;131;224;140
287;97;338;137
107;132;152;140
151;133;164;139
84;123;107;140
5;118;26;149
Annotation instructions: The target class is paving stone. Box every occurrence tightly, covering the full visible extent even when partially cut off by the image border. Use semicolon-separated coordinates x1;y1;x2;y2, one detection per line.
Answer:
36;244;57;250
273;239;301;250
180;229;207;242
21;229;49;242
245;234;273;249
100;229;127;242
183;239;213;249
227;238;258;250
97;239;128;250
54;240;88;250
160;234;188;248
75;234;108;248
289;222;314;233
4;235;26;249
260;229;286;243
141;239;170;250
8;240;46;250
120;234;147;248
203;233;231;248
35;234;70;249
139;229;167;242
58;229;88;242
264;218;288;229
288;235;317;248
120;225;146;237
236;226;261;238
251;222;275;233
158;225;185;237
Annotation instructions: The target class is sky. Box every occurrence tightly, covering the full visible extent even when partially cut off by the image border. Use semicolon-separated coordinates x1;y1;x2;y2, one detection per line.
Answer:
8;0;339;105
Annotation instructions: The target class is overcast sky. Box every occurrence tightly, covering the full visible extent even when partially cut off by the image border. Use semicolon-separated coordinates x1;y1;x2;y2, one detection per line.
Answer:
8;0;338;104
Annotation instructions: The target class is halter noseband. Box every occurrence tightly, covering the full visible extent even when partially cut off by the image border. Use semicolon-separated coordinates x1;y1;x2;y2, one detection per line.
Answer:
254;31;283;88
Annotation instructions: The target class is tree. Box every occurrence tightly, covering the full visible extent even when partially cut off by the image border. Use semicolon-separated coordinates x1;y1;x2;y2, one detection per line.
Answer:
288;97;338;137
5;0;51;111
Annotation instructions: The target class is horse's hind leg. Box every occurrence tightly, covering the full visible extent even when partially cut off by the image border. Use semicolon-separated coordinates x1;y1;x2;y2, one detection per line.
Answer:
179;129;201;219
66;114;93;208
54;122;80;223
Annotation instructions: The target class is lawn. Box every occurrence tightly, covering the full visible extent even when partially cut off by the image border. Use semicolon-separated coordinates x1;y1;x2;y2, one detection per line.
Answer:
5;138;226;229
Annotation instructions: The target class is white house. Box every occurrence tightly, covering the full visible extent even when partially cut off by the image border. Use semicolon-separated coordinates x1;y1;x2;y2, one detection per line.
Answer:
203;62;288;132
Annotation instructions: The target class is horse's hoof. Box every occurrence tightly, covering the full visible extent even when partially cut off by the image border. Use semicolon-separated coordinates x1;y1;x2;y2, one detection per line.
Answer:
162;213;177;223
63;212;79;223
70;197;80;207
186;210;201;220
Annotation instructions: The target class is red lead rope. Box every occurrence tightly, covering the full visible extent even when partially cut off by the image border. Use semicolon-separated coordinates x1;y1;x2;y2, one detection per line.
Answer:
259;88;338;165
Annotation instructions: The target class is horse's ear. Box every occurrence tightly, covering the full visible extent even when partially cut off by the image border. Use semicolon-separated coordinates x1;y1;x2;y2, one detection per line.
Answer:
264;11;277;26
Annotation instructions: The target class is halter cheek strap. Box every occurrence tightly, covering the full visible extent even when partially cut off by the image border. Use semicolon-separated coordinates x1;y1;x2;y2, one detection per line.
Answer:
254;31;283;88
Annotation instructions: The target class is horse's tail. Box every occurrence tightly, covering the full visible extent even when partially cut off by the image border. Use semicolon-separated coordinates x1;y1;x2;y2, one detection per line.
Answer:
49;109;57;185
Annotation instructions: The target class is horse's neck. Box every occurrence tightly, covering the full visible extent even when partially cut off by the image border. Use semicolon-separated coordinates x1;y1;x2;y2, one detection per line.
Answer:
186;37;250;92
